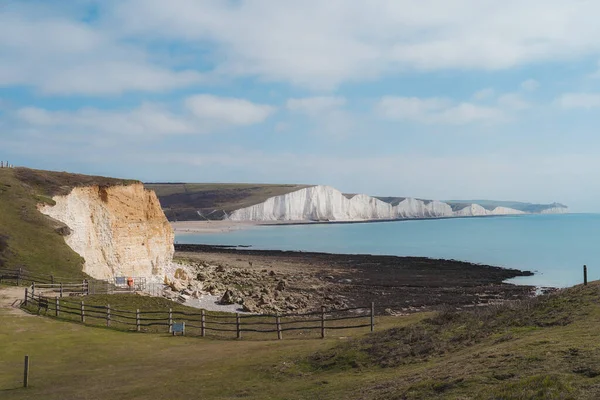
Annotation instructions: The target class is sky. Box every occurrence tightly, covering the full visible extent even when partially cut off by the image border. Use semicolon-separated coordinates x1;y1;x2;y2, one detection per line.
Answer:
2;1;600;211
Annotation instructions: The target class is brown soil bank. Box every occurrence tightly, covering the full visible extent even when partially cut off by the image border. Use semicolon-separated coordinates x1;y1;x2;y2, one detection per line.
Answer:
175;244;535;314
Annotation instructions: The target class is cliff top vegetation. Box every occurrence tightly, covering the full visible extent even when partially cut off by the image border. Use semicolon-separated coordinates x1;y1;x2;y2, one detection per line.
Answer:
15;168;139;197
145;182;312;221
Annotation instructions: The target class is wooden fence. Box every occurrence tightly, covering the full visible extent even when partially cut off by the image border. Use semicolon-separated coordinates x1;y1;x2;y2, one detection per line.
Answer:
0;267;84;287
27;281;89;298
23;289;376;340
0;267;156;296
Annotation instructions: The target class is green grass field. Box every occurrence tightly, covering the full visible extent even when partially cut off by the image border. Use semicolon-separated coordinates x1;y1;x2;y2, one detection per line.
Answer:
4;282;600;399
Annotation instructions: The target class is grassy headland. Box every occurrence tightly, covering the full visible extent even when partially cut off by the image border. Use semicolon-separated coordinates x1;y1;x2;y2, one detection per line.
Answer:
0;168;136;279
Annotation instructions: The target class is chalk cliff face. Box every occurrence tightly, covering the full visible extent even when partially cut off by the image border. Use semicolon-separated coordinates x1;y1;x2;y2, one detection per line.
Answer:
228;185;549;222
395;198;453;218
454;204;491;217
491;207;526;215
229;186;390;221
39;183;174;280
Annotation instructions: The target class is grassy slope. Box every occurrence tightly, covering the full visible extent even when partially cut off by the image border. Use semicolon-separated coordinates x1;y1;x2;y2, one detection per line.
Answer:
145;183;312;221
4;283;600;399
0;168;137;280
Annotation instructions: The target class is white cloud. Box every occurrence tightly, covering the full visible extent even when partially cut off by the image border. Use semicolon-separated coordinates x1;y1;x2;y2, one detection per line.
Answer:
4;2;600;93
286;96;354;137
185;95;275;125
473;88;495;101
376;96;505;124
286;97;347;115
16;104;195;137
497;93;531;110
521;79;540;92
556;93;600;109
0;10;204;95
106;0;600;89
13;95;275;142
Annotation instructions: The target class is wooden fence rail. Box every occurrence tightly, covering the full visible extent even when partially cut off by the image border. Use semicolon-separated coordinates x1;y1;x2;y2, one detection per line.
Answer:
0;267;84;287
22;290;376;340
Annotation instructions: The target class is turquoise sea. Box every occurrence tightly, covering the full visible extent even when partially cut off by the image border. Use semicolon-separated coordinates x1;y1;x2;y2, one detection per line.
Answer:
176;214;600;288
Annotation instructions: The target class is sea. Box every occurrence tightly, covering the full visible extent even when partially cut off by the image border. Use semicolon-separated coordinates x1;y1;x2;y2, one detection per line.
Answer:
176;213;600;288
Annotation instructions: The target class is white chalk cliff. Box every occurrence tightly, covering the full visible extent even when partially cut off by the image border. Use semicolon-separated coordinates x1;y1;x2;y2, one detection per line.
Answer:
39;183;174;280
228;185;562;222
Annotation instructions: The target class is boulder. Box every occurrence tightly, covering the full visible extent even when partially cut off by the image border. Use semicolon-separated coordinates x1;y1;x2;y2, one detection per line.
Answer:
174;268;188;281
220;289;236;305
242;298;258;313
169;280;185;292
196;272;207;281
276;280;286;291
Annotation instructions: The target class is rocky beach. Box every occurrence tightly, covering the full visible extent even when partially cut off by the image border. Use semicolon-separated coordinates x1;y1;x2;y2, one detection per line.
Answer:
172;244;536;315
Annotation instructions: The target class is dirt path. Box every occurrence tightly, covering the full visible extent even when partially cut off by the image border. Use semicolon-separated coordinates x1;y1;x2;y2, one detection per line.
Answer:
0;285;31;317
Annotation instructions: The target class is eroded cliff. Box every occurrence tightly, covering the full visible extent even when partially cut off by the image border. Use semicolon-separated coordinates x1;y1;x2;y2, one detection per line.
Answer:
39;183;174;280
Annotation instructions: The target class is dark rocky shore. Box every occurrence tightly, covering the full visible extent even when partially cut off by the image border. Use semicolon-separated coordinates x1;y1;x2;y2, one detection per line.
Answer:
175;244;535;315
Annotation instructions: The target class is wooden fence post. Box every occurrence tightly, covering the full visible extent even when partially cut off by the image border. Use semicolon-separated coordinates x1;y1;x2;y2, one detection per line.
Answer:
24;288;28;306
60;283;63;298
55;297;60;317
371;302;375;332
17;267;22;286
584;265;588;286
276;315;282;340
236;313;241;339
136;309;140;332
80;301;85;323
321;306;326;339
23;355;29;388
84;279;89;295
168;308;173;333
201;310;206;337
31;282;35;298
106;304;111;327
50;275;54;284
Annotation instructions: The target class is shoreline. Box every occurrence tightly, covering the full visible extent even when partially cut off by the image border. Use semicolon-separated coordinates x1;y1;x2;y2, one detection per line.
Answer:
171;213;567;234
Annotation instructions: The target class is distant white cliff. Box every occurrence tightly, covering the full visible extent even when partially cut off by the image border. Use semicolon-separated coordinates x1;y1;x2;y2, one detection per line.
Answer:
229;186;392;221
491;207;526;215
395;198;453;218
227;185;551;222
541;207;569;214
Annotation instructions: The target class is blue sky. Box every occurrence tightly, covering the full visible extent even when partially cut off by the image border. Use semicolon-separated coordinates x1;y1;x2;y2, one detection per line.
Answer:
2;1;600;211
